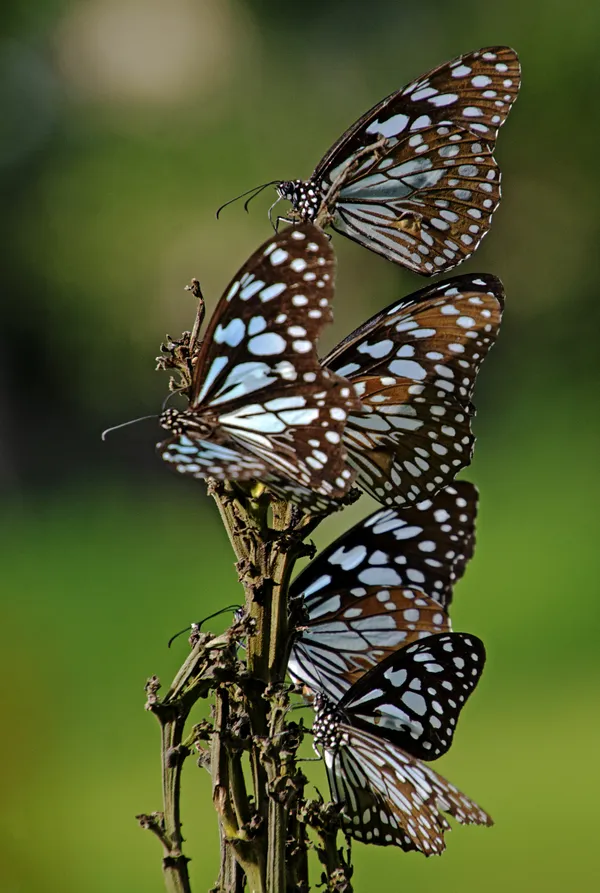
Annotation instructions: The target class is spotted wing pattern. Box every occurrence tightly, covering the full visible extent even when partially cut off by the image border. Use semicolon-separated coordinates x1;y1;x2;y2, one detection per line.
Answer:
314;706;492;853
289;586;450;703
323;274;504;506
338;633;485;759
316;46;520;170
158;224;362;512
288;483;477;701
279;47;520;274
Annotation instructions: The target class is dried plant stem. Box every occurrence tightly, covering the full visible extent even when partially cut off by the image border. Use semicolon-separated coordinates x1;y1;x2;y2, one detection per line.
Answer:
141;475;339;893
139;628;239;892
138;682;193;893
208;483;322;892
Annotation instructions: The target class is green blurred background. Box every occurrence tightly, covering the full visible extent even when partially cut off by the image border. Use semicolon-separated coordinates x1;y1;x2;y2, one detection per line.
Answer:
2;1;599;891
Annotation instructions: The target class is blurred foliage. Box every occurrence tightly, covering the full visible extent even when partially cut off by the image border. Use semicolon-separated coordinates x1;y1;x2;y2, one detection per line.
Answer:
1;0;599;891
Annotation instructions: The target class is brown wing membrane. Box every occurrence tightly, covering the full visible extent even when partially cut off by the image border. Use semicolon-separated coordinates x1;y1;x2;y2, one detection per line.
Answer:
332;726;493;852
330;124;500;275
314;46;520;180
323;274;503;505
289;586;451;700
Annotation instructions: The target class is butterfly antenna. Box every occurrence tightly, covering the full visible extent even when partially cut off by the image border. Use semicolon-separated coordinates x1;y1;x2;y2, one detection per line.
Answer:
101;415;158;441
167;624;198;648
216;181;280;219
161;390;181;412
243;181;279;213
167;604;241;648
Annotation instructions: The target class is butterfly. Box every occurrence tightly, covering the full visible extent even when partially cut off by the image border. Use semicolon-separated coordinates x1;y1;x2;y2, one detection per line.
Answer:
313;693;492;853
311;632;488;852
324;273;504;506
275;46;520;274
310;631;488;853
288;482;478;703
158;224;362;512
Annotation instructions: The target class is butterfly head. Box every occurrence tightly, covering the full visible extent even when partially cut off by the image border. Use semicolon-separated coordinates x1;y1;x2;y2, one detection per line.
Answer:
159;407;211;439
276;179;321;220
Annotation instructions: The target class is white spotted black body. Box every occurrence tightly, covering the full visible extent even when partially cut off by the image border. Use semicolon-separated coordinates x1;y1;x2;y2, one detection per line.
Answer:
276;179;322;221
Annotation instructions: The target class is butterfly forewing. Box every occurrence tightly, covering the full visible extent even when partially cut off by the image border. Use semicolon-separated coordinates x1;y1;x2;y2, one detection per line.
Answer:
189;225;335;406
315;711;492;852
292;481;477;607
400;46;521;142
158;224;362;512
339;632;486;759
323;274;504;506
314;47;520;179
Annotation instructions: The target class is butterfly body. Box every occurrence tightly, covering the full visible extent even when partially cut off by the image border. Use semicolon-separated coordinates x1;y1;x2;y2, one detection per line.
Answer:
277;179;322;221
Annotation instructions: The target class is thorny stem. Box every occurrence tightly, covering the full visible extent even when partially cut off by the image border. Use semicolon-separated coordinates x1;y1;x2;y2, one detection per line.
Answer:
207;483;330;892
139;624;243;892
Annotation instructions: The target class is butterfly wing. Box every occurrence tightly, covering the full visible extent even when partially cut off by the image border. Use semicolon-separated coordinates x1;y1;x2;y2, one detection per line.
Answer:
314;47;520;178
292;481;477;609
288;483;477;699
308;47;519;273
289;586;450;703
331;125;499;274
158;224;361;510
317;717;492;853
323;274;503;505
339;632;486;759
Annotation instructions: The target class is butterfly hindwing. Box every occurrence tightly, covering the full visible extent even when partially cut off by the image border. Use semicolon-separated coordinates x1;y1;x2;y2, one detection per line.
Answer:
330;124;500;274
288;586;450;703
315;712;492;853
